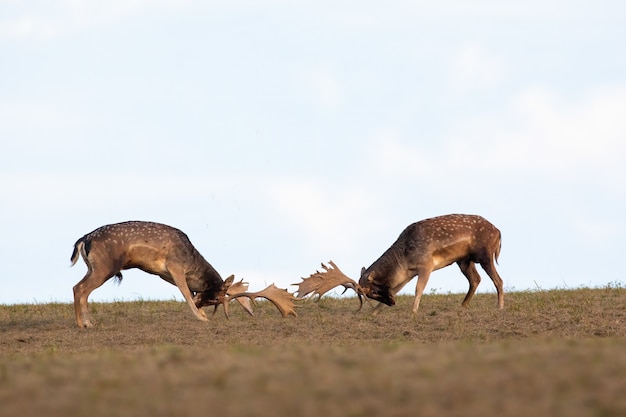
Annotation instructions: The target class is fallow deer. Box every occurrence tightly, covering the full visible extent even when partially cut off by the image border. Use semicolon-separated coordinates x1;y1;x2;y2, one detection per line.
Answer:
294;214;504;316
70;221;297;327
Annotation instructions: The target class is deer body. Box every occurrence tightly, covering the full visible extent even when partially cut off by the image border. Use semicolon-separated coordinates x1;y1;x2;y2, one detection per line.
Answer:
294;214;505;316
70;221;232;328
359;214;504;314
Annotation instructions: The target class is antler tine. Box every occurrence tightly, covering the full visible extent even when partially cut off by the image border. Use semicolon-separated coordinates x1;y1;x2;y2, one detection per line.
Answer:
293;261;363;310
292;267;325;300
250;284;299;317
229;284;299;317
221;279;254;319
325;261;366;311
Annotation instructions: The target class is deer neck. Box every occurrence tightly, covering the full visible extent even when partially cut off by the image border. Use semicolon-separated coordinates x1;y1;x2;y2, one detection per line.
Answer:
364;246;409;286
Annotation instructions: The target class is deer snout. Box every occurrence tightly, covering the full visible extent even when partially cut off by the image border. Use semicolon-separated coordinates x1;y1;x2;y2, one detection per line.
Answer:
365;286;395;306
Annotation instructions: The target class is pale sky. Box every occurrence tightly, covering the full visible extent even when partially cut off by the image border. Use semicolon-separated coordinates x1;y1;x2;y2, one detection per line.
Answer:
1;1;625;305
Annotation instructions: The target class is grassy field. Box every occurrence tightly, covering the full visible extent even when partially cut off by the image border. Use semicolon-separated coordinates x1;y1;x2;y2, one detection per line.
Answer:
1;287;625;416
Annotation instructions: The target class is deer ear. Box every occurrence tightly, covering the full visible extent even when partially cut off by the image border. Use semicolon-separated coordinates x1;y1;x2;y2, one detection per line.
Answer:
361;267;366;276
223;274;235;288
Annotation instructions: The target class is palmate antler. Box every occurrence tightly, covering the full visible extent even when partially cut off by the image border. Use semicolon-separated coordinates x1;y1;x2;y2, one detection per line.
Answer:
293;261;364;311
218;279;299;318
210;278;254;317
228;284;300;318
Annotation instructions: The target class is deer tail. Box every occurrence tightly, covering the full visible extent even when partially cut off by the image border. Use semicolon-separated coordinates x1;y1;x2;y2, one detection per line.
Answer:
70;237;90;266
494;231;501;265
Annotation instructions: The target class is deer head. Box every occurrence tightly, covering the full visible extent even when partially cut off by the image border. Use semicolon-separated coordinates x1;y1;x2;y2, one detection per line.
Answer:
358;268;396;306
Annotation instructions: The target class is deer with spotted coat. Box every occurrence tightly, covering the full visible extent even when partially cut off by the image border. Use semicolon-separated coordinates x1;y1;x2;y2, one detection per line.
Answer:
294;214;505;316
70;221;297;328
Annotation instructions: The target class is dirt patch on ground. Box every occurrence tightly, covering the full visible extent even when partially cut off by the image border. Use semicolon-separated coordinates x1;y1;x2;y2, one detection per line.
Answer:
1;288;625;416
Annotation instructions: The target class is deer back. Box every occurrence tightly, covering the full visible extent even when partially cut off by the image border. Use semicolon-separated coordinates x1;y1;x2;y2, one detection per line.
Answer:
401;214;500;264
359;214;501;297
74;221;224;292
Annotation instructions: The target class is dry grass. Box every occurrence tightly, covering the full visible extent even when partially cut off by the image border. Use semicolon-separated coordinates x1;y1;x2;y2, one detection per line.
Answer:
1;287;626;416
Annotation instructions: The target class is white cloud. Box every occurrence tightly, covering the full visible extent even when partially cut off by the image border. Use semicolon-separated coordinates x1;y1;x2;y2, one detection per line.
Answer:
370;131;432;178
268;179;384;255
306;1;602;30
0;102;81;129
0;0;190;39
371;85;626;189
0;15;54;39
0;172;229;208
2;0;618;41
310;67;343;111
451;43;504;92
573;217;618;239
494;86;626;178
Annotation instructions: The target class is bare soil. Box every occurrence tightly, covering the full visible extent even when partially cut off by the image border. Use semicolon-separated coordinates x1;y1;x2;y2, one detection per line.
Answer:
1;287;625;416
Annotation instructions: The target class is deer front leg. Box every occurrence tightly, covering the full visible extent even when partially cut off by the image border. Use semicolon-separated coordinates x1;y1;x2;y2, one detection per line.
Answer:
371;279;411;316
371;302;386;316
412;269;433;314
168;268;209;322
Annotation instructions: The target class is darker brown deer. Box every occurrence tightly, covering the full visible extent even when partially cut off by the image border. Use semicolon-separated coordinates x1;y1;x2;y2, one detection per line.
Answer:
295;214;504;316
71;221;297;328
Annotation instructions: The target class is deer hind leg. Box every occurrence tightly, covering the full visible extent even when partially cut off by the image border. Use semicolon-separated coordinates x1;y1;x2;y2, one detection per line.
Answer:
167;266;209;322
479;257;505;309
457;259;481;307
73;268;117;328
412;269;433;314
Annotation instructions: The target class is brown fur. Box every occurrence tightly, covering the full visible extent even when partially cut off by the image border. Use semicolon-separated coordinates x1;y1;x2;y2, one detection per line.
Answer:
297;214;505;316
70;221;231;327
359;214;504;314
